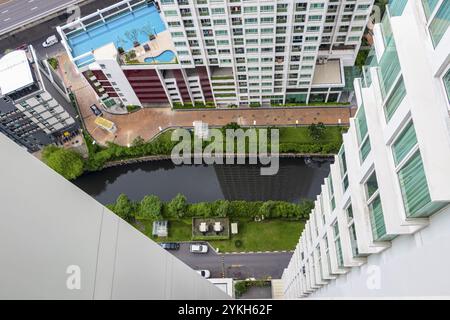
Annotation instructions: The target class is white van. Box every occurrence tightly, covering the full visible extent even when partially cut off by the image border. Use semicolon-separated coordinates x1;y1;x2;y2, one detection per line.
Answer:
42;35;59;48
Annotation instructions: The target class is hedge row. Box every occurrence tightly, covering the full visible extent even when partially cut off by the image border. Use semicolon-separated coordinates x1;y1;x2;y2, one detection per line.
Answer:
108;193;315;223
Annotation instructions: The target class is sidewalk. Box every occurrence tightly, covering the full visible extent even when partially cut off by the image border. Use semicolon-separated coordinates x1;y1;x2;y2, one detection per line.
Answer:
57;54;356;147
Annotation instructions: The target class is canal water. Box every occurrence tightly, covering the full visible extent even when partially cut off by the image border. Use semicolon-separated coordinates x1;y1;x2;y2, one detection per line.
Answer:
74;158;332;205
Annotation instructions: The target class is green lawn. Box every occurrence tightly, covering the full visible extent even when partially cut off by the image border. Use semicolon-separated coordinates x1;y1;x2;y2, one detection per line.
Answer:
278;126;343;145
210;219;305;253
135;218;192;242
133;218;305;253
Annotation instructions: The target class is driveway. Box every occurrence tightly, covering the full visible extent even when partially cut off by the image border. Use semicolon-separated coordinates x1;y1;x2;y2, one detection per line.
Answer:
169;243;292;280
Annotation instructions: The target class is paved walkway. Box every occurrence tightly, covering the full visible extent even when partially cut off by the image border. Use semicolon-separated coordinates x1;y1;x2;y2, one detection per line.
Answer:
57;54;356;147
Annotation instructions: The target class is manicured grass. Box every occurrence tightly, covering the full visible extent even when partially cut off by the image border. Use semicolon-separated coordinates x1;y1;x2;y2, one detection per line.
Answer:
278;126;343;145
210;219;305;253
133;218;305;252
135;218;192;242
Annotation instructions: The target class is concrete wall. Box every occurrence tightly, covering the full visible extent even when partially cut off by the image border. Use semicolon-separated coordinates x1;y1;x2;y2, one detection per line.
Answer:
310;205;450;298
0;133;229;300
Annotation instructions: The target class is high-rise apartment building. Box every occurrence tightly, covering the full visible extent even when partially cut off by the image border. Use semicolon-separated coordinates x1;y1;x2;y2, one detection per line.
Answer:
0;45;78;152
58;0;373;109
282;0;450;298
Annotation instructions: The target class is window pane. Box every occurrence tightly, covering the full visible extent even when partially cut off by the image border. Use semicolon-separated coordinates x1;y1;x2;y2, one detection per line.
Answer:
429;2;450;47
443;68;450;104
384;77;406;121
349;224;359;257
355;106;368;143
422;0;439;20
366;172;379;199
360;137;371;162
369;196;387;241
389;0;407;16
392;121;418;165
398;151;434;217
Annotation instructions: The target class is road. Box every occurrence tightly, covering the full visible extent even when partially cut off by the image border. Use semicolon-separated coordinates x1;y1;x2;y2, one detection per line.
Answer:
0;0;118;57
170;243;293;280
0;0;92;36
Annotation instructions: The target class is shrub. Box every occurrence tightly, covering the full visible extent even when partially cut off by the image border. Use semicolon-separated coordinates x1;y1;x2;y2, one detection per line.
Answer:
126;105;140;113
167;194;188;218
308;122;326;141
113;194;135;222
216;200;231;218
47;57;59;70
41;145;84;180
138;195;163;220
235;240;243;248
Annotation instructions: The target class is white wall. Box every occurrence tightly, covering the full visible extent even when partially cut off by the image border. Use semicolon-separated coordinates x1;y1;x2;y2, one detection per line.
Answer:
0;134;229;300
310;205;450;298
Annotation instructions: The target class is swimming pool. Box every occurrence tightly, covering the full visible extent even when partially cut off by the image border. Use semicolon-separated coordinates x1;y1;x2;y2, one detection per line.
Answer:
144;50;176;64
67;4;166;59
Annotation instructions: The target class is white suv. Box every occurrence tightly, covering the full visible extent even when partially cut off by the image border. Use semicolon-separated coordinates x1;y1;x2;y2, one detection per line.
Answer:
190;244;208;254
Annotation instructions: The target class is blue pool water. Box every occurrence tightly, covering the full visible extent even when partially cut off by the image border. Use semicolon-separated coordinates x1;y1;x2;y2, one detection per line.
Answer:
67;4;166;59
144;50;176;64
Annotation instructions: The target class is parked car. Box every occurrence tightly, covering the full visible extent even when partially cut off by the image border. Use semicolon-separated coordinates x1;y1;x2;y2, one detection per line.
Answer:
89;104;103;117
160;243;180;251
190;244;208;254
42;35;59;48
196;270;211;279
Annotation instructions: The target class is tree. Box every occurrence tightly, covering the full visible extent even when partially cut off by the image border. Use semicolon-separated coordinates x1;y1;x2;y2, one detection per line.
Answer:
259;201;276;218
216;200;231;218
167;194;188;218
113;194;135;222
308;122;326;141
41;145;84;180
138;195;163;220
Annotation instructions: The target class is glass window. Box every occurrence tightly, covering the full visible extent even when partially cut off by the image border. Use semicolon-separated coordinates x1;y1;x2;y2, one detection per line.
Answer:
368;196;388;241
346;205;359;257
392;121;418;165
389;0;407;16
443;68;450;104
422;0;439;20
398;151;432;217
355;107;368;143
366;172;379;199
328;174;336;211
384;77;406;122
333;222;344;268
429;1;450;47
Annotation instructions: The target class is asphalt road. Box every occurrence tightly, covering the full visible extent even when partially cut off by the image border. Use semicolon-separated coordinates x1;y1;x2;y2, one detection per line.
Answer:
0;0;92;35
0;0;118;57
169;243;293;280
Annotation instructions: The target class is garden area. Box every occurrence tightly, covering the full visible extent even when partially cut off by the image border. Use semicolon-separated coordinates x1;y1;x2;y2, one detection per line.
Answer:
40;123;345;180
107;193;312;253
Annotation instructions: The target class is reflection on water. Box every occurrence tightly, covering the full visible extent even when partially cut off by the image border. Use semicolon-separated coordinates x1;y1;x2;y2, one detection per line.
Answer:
73;158;332;205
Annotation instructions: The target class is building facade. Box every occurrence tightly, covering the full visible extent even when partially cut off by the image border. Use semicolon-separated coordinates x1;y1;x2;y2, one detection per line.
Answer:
0;45;77;152
282;0;450;298
0;132;230;300
58;0;373;109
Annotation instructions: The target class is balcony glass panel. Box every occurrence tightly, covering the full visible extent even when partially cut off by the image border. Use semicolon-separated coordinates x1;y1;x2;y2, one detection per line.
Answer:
389;0;407;17
429;1;450;47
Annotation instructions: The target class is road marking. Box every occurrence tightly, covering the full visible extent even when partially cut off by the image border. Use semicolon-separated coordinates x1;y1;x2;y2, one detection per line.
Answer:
30;7;38;11
3;17;9;22
1;10;8;14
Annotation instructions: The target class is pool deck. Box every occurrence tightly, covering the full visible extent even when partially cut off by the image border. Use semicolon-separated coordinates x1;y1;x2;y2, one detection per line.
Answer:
64;3;166;60
131;31;177;64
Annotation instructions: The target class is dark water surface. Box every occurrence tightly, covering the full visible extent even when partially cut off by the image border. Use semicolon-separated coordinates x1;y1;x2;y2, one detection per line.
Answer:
74;158;332;205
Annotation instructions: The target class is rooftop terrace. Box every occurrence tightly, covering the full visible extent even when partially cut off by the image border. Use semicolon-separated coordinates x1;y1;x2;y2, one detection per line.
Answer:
59;1;167;67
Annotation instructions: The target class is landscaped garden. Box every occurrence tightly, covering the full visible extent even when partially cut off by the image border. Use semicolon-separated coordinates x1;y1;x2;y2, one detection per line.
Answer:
107;193;313;253
41;123;345;180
